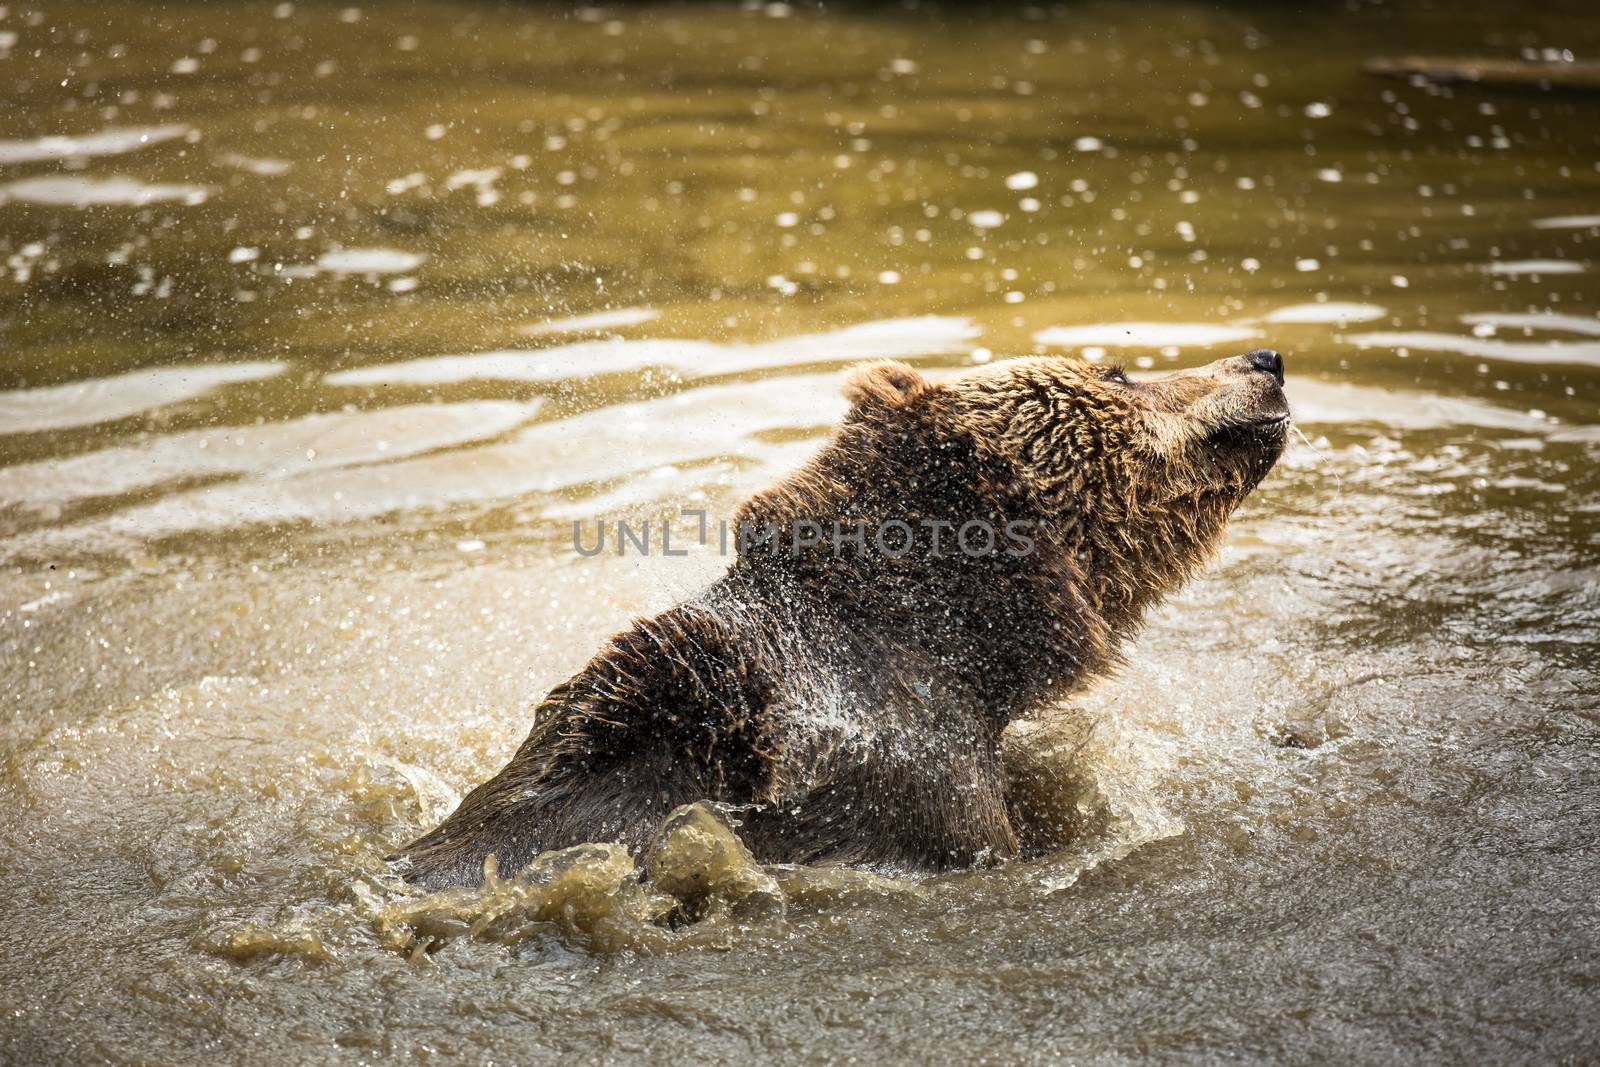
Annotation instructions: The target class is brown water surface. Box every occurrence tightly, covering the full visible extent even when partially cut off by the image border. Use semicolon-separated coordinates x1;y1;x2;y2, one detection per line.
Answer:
1;1;1598;1062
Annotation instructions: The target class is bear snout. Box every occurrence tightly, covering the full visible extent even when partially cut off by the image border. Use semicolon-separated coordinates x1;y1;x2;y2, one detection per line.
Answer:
1244;348;1286;386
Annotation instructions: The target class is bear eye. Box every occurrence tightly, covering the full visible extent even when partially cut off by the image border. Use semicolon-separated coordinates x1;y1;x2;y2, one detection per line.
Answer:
1099;367;1131;385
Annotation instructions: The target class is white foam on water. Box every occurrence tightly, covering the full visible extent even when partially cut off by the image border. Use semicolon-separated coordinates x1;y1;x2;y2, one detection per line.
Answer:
315;248;427;274
1343;330;1600;368
1459;311;1600;337
0;175;211;207
327;340;721;387
327;316;978;387
0;362;285;435
1286;379;1553;433
1531;214;1600;229
1549;425;1600;445
1034;322;1259;348
217;153;292;176
17;374;846;548
1482;259;1586;275
1262;302;1387;325
0;125;192;165
0;401;540;510
520;307;660;337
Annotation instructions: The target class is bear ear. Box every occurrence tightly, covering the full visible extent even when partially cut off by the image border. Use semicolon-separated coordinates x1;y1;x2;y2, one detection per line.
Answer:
842;360;929;410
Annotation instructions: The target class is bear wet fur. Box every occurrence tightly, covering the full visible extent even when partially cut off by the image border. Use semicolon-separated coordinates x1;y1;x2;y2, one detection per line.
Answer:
397;352;1289;888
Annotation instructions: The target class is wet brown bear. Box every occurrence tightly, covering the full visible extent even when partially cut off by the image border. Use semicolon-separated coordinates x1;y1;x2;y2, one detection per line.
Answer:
397;349;1289;888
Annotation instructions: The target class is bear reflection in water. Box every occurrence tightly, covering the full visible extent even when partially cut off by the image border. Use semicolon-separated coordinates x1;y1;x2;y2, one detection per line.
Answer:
396;350;1290;889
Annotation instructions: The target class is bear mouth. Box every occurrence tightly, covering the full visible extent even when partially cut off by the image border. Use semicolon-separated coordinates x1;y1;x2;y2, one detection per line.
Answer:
1208;411;1290;439
1203;414;1291;479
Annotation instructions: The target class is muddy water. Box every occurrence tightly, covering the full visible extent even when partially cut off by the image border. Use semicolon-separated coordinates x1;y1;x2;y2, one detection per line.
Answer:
1;0;1598;1062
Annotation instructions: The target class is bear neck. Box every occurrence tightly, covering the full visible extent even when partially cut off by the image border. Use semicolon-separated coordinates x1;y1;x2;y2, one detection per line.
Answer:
1067;489;1237;637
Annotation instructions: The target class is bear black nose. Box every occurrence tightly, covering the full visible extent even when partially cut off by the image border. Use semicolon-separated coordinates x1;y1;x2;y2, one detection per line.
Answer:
1245;348;1285;386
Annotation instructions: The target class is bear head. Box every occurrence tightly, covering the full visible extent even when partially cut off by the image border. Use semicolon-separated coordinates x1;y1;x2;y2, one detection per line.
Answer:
833;349;1290;625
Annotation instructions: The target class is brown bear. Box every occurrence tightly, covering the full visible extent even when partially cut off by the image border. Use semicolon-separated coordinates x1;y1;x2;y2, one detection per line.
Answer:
396;348;1289;888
